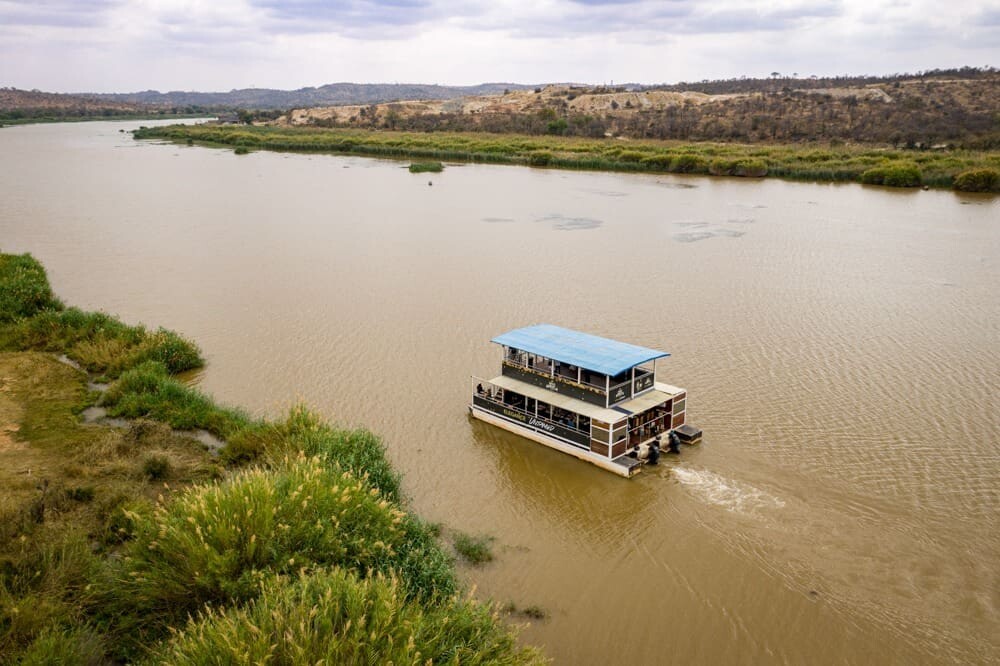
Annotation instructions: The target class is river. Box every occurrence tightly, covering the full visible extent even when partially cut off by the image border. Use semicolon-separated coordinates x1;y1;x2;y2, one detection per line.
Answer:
1;120;998;664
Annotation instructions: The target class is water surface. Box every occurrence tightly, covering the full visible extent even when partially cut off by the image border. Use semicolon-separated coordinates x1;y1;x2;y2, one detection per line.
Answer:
1;121;998;664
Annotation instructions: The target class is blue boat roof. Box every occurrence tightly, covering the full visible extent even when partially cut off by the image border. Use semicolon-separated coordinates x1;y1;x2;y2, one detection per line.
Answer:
491;324;669;376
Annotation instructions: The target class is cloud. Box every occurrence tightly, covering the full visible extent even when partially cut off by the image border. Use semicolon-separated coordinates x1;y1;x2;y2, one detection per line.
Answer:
0;0;120;27
0;0;993;92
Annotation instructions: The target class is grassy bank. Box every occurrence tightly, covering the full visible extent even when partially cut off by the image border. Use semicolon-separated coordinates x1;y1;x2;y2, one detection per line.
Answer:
134;124;1000;191
0;114;211;128
0;252;543;664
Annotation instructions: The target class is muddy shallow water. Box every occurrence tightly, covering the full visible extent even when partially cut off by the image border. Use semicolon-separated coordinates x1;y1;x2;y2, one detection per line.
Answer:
2;121;998;664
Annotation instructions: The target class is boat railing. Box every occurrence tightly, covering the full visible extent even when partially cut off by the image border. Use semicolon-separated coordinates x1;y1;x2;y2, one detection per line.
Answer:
608;378;631;396
472;378;591;438
502;357;607;391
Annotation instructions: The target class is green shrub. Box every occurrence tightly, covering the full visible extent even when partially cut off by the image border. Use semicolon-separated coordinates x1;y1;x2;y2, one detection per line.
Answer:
0;253;63;323
261;406;401;501
527;151;552;167
616;150;646;163
102;361;250;436
953;168;1000;192
546;118;568;135
0;307;203;378
408;161;444;173
99;456;412;652
733;158;768;177
640;154;673;170
708;158;736;175
453;531;494;565
147;569;543;665
233;146;249;155
860;162;922;187
670;154;707;173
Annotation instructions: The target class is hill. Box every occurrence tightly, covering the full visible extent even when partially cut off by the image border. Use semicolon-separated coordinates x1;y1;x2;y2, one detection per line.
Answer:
84;82;539;110
279;68;1000;148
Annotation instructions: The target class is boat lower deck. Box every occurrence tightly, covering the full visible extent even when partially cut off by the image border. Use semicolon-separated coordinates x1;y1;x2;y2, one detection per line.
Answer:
469;403;642;478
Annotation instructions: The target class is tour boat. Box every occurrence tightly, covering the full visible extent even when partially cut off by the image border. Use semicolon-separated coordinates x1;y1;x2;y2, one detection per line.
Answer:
470;324;701;477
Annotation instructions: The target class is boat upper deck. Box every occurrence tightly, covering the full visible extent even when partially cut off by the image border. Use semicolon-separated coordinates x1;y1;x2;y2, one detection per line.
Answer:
492;324;669;376
492;324;671;409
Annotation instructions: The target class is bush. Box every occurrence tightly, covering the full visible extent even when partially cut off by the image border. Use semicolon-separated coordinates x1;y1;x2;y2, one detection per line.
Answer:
860;162;922;187
640;154;673;170
527;151;552;167
99;456;416;652
953;168;1000;192
408;161;444;173
0;253;63;324
148;569;543;665
233;146;249;155
546;118;568;135
670;154;707;174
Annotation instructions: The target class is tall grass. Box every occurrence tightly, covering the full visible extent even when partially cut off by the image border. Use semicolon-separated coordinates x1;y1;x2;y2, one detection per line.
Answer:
147;569;543;665
0;253;63;323
134;124;1000;190
0;252;203;379
96;455;456;657
224;405;400;500
101;361;251;436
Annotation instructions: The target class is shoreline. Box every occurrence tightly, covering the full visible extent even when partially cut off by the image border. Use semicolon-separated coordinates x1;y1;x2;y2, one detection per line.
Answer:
0;252;544;663
133;123;1000;192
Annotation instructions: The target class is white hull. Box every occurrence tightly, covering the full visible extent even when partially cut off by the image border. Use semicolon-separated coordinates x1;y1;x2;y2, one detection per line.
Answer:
470;405;640;478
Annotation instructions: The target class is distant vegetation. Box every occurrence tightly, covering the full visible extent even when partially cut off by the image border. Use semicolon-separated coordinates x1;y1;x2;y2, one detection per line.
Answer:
0;252;544;664
409;161;444;173
134;124;1000;190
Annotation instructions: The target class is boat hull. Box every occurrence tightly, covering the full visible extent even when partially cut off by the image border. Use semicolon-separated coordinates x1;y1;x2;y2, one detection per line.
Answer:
469;404;641;478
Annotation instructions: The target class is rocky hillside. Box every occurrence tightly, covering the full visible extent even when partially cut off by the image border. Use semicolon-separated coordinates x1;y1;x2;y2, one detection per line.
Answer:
280;71;1000;148
0;88;152;119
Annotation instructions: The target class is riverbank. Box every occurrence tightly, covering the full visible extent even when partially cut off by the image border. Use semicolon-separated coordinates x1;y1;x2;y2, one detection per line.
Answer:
134;124;1000;191
0;114;211;128
0;253;543;664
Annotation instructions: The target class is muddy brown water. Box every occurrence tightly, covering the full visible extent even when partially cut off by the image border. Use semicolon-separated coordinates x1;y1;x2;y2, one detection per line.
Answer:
2;121;998;664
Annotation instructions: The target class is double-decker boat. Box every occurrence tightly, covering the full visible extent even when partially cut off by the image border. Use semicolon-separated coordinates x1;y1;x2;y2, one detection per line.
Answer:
470;324;701;477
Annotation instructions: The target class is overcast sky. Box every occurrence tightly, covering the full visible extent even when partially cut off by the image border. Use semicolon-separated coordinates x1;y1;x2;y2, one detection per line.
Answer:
1;0;997;93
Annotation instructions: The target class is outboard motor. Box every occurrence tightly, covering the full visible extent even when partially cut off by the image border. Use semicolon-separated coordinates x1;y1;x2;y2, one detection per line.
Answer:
667;430;682;454
647;440;660;465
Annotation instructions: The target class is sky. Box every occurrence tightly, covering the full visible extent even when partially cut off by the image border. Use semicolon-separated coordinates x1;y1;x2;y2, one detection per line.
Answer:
0;0;997;93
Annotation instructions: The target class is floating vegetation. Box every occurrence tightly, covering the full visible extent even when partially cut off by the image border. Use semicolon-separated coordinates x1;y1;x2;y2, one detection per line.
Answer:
453;531;495;565
409;161;444;173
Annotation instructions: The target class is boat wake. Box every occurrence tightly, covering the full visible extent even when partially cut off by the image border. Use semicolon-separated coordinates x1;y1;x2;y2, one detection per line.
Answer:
672;467;785;516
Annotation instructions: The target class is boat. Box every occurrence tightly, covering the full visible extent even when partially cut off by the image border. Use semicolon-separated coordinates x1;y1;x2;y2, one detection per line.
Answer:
470;324;701;477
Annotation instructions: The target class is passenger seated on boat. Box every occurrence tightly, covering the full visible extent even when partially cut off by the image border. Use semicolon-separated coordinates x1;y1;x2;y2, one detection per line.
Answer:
476;383;485;395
